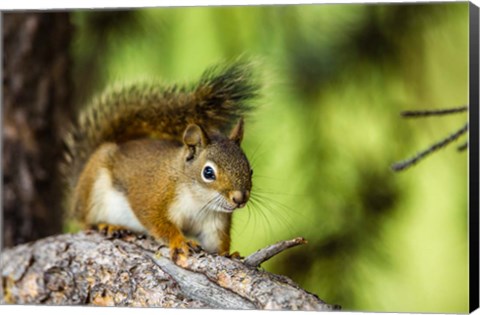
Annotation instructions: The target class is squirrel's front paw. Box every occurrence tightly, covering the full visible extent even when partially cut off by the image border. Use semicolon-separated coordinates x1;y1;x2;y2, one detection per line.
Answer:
93;223;132;239
170;240;202;264
186;240;202;253
221;251;243;259
170;242;189;265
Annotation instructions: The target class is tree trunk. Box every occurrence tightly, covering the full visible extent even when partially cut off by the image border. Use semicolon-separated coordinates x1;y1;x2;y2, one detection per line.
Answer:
0;232;339;310
2;12;73;247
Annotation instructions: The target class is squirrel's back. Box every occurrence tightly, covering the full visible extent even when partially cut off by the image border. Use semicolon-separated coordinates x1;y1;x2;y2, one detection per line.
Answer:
63;60;259;188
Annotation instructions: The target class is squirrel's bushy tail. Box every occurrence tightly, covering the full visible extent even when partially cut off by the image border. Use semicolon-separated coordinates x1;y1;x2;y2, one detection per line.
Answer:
63;60;259;187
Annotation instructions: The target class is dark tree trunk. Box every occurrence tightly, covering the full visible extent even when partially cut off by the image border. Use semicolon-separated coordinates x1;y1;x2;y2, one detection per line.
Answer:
2;12;73;248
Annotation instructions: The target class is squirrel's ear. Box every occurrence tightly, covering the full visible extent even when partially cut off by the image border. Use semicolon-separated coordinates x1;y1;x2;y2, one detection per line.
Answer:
229;118;244;145
183;124;209;160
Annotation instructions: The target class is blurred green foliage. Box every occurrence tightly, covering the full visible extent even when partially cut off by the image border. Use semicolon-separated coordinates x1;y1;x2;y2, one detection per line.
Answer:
70;3;469;312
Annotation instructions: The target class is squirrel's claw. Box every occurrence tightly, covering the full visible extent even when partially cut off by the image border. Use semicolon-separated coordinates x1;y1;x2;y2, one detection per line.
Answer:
221;251;243;259
170;243;189;264
187;240;202;253
170;239;204;265
94;223;133;239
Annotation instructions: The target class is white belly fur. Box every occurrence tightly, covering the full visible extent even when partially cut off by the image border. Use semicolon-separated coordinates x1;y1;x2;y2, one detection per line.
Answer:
168;184;226;253
88;168;147;233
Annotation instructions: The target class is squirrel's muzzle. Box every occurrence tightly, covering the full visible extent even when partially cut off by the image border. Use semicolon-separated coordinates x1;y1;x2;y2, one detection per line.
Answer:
230;190;250;208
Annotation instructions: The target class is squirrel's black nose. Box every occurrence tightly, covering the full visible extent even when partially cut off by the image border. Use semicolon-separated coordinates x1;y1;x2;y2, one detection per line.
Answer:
231;190;250;208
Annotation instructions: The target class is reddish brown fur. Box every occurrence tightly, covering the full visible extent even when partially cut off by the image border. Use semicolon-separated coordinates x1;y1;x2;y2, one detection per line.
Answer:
67;62;258;262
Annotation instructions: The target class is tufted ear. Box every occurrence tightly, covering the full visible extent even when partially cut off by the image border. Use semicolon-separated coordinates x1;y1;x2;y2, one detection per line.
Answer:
183;124;209;161
229;118;244;145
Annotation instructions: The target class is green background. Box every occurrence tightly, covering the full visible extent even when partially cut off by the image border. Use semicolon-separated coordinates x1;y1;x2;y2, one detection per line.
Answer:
70;3;469;312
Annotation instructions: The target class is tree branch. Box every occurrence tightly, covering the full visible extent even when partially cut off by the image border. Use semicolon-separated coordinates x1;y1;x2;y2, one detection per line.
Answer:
244;237;307;268
457;141;468;151
400;105;468;118
1;231;338;310
391;122;468;171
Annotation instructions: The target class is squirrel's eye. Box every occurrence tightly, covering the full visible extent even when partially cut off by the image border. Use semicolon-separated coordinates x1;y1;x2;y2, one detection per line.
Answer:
202;165;216;182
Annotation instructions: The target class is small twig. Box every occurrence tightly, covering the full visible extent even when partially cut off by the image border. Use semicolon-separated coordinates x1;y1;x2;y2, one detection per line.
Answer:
391;123;468;172
243;237;307;268
401;106;468;118
457;141;468;152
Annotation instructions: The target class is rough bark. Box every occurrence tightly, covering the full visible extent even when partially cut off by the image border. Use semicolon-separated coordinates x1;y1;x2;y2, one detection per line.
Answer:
2;12;73;247
0;232;339;310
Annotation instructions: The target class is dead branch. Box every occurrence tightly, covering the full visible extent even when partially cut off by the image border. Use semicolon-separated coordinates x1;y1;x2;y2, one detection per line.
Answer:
0;231;338;310
392;105;468;172
457;141;468;151
391;122;468;171
244;237;307;268
400;105;468;117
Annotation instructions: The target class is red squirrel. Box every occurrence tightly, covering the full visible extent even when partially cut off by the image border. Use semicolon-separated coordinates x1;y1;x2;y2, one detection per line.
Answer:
64;61;258;262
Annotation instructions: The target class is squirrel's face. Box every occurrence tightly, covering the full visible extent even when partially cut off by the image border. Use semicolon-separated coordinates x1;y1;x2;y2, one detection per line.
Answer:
182;120;252;212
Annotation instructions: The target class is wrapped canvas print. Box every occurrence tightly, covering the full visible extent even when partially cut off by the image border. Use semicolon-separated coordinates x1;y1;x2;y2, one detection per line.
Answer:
1;1;478;313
